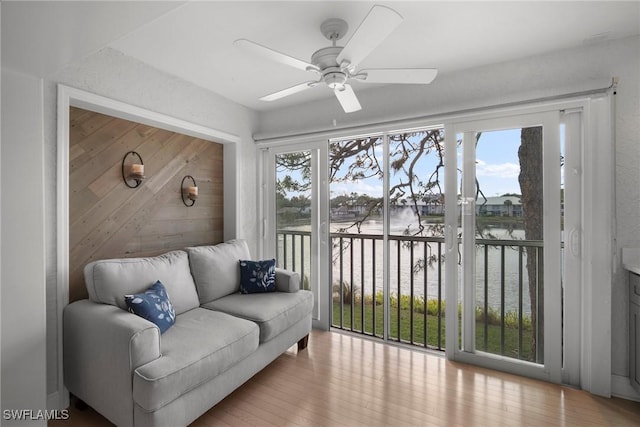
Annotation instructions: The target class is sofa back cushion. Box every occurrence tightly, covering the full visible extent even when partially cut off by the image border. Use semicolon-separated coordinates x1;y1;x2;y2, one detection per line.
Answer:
186;239;251;304
84;250;199;315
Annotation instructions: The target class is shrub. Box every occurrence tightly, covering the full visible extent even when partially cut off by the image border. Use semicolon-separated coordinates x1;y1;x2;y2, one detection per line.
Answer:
332;281;360;303
336;290;532;330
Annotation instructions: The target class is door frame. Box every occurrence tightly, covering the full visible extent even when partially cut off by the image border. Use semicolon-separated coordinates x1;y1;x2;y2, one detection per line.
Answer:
261;140;329;330
446;111;563;382
443;95;613;394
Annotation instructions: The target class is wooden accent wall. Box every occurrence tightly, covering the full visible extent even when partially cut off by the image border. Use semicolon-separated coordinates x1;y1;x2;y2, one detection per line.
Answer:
69;107;224;302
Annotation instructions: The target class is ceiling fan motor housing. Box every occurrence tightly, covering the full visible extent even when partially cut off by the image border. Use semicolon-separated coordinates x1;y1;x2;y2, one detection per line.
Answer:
311;46;349;89
311;46;342;69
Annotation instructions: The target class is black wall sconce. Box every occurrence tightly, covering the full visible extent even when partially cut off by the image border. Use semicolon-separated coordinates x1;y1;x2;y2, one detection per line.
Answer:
122;151;145;188
181;175;198;207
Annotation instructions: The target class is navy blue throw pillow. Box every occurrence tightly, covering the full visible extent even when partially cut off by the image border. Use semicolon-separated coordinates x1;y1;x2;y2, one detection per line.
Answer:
239;259;276;294
125;280;176;334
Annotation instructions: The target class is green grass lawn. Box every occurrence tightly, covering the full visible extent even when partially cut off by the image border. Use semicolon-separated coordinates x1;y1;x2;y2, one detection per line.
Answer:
332;301;534;361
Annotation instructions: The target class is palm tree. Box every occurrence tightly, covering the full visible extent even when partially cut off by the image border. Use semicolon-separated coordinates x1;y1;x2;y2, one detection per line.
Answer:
503;198;513;217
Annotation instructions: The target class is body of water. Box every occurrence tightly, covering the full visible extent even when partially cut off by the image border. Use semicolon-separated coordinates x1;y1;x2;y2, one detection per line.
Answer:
279;219;539;315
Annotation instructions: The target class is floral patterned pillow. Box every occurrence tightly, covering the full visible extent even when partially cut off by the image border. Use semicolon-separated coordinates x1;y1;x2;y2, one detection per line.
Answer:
125;280;176;334
239;259;276;294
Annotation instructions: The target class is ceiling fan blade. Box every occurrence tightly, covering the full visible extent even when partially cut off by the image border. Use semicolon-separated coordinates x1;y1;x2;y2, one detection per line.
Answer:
234;39;319;72
259;81;317;102
336;5;402;69
358;68;438;84
334;84;362;113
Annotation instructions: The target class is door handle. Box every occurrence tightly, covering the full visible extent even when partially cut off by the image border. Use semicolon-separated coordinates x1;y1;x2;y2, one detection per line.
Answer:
569;228;581;257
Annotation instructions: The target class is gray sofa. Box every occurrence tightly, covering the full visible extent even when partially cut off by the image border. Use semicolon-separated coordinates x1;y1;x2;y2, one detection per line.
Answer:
63;239;313;427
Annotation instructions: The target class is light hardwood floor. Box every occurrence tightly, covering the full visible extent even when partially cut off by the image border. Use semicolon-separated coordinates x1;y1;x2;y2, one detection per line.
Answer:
51;330;640;426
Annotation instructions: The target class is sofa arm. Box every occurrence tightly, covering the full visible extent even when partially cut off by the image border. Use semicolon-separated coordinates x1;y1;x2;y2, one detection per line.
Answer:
64;299;161;427
275;268;301;292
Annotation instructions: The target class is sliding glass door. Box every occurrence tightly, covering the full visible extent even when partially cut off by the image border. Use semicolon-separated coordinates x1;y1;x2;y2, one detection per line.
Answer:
263;142;329;328
445;112;565;381
261;101;589;386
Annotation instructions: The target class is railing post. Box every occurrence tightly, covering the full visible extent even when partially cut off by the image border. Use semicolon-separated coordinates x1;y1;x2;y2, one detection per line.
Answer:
410;241;415;345
423;241;428;348
518;246;524;360
484;244;489;352
300;234;305;289
283;234;288;270
360;238;365;334
372;238;377;337
396;240;401;342
537;246;545;363
438;241;443;350
500;245;506;356
292;234;296;275
339;236;344;329
350;237;354;332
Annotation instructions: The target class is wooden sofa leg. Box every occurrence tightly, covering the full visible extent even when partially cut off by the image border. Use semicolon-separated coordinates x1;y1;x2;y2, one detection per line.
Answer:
297;334;309;351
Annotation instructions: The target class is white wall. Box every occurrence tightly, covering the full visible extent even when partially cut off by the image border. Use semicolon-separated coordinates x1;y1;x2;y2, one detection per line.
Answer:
42;47;259;403
257;36;640;390
1;67;47;425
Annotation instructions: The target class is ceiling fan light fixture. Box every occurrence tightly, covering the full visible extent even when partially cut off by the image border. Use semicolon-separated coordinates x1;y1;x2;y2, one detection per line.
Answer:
323;69;347;89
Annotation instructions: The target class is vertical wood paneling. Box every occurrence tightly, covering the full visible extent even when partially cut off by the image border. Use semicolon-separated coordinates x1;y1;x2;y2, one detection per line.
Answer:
69;107;224;302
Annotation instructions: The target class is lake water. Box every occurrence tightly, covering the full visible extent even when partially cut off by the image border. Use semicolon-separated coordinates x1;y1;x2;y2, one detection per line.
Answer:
279;219;537;314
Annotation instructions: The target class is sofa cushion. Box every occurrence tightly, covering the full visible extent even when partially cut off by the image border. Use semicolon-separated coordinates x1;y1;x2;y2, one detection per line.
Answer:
274;268;301;293
203;290;313;343
186;240;251;304
239;259;276;294
125;280;176;334
132;307;259;412
84;250;199;315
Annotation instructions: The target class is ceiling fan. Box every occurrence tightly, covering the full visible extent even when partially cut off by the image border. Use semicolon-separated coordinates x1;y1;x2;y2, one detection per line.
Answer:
234;5;438;113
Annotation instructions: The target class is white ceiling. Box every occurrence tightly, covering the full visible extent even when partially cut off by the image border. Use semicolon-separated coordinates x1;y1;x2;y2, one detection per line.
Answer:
3;1;640;112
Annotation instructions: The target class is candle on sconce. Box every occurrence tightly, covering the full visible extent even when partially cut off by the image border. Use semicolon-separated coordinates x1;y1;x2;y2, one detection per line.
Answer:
130;163;144;177
188;186;198;200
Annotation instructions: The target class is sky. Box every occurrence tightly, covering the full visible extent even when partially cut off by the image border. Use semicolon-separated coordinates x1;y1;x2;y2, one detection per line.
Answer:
281;126;564;201
329;128;524;199
474;128;523;197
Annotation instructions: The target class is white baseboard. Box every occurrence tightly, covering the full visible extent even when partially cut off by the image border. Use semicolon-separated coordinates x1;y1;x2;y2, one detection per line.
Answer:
611;374;640;402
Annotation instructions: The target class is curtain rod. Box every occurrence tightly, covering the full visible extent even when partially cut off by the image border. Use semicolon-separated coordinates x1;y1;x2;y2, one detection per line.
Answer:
254;78;618;145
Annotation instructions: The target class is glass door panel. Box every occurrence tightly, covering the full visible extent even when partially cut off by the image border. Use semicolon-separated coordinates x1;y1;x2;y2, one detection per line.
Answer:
448;112;562;382
386;129;446;348
328;136;385;337
266;146;326;327
275;151;312;289
472;127;543;363
329;128;447;349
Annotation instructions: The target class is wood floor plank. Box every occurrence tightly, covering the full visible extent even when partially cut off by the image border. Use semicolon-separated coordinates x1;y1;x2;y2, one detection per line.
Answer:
51;330;640;427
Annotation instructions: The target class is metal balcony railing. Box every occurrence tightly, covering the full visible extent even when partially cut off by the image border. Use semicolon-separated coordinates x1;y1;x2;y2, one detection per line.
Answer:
276;229;543;361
